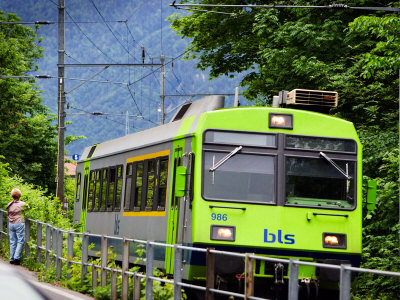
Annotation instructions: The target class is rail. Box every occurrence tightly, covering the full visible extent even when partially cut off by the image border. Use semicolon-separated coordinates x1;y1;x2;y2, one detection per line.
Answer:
0;210;399;300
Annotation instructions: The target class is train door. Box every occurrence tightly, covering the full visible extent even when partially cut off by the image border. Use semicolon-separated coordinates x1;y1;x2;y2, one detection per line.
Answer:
80;160;91;232
165;145;185;274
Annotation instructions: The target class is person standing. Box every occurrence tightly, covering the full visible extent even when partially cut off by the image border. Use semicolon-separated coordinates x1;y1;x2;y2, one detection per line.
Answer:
6;188;28;265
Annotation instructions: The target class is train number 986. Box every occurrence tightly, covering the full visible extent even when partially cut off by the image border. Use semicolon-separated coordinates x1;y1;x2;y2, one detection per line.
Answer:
211;213;228;221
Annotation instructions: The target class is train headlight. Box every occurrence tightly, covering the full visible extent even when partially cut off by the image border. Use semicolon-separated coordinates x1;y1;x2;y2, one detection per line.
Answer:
323;233;346;249
269;113;293;129
210;225;235;241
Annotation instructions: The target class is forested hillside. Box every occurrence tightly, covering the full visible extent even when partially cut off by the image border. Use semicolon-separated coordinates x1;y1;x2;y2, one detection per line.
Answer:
0;0;246;156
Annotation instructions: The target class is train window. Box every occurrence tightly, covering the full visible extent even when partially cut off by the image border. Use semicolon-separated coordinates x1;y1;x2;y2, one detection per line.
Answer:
124;163;133;210
100;169;108;211
75;173;81;202
285;157;355;209
134;162;143;210
124;155;169;212
94;170;101;211
114;166;123;211
107;168;116;210
158;158;168;210
88;171;95;211
145;160;155;210
204;130;276;147
203;152;276;204
286;136;356;153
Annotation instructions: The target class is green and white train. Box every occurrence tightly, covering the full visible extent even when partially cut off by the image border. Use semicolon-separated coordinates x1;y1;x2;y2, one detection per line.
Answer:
73;90;376;298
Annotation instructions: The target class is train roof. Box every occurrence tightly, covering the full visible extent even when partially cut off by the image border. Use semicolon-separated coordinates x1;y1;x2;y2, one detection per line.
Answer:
80;95;225;160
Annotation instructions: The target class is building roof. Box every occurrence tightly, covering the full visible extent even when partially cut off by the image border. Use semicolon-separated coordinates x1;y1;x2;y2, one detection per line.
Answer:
65;162;76;176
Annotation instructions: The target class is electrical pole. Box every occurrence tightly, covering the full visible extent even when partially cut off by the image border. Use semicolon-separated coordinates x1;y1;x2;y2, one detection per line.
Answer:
56;0;65;203
160;55;165;124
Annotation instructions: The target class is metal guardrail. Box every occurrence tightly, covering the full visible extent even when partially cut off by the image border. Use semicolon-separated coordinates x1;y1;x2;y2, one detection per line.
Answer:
0;210;399;300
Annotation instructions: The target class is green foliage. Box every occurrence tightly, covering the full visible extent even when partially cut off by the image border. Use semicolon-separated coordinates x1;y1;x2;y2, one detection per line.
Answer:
0;11;58;193
65;176;76;221
349;15;400;77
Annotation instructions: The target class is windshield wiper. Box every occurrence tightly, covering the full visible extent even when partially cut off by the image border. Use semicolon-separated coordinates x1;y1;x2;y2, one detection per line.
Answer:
319;152;352;180
209;146;243;172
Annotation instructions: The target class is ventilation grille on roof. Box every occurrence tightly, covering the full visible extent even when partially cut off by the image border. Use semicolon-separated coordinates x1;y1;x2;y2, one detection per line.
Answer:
286;89;338;107
87;144;97;158
171;102;192;122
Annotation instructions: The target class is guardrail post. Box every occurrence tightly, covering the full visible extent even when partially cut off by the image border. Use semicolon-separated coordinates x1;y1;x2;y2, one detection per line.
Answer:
92;263;98;291
24;219;30;258
36;222;42;263
145;241;154;300
288;259;299;300
56;229;63;278
52;226;56;251
340;264;351;300
45;224;51;268
173;244;183;300
245;253;254;299
67;231;74;279
122;238;129;300
133;274;141;300
206;248;215;300
81;233;89;287
101;235;108;286
111;269;117;300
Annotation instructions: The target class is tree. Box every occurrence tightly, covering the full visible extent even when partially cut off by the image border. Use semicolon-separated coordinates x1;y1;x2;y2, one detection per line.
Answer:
169;1;397;114
0;11;58;193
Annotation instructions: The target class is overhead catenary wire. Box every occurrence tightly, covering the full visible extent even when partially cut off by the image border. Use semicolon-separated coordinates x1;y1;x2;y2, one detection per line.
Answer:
173;6;236;16
68;105;131;128
124;1;146;21
67;104;151;130
171;67;188;95
2;71;147;122
9;73;131;85
126;84;145;120
89;0;137;61
128;46;195;86
64;51;141;115
0;20;131;24
65;9;117;63
47;0;58;7
123;21;153;60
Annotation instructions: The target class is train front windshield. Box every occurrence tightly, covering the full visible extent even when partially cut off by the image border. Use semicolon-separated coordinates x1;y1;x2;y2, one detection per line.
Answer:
285;156;356;208
203;152;275;203
202;130;357;209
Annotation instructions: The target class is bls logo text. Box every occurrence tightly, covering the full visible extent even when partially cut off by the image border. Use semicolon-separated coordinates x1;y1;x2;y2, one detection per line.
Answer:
264;229;295;244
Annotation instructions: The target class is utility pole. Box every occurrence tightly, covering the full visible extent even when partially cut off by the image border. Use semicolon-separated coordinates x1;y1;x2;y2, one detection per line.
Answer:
56;0;65;203
160;55;165;124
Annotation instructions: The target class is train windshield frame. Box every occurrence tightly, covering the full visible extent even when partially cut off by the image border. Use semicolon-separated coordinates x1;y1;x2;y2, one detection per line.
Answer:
202;130;358;210
202;129;277;204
